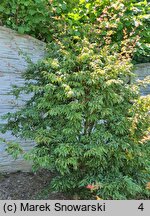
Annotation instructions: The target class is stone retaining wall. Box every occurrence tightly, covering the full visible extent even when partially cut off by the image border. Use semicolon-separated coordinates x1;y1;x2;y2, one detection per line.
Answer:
0;27;45;172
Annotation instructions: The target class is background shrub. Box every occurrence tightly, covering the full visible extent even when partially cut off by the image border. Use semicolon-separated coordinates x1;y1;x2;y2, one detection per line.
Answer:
0;0;149;63
0;0;69;41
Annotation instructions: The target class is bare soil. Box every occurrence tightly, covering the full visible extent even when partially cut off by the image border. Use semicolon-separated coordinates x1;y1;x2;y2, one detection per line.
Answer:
0;170;69;200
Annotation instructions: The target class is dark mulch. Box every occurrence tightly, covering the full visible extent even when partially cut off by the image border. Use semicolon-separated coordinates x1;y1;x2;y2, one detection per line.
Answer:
0;170;69;200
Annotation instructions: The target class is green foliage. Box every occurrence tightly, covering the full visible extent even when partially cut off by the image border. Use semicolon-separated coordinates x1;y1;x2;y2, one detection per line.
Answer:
0;0;150;199
0;0;149;62
0;138;23;159
0;0;70;41
1;38;150;199
66;0;150;63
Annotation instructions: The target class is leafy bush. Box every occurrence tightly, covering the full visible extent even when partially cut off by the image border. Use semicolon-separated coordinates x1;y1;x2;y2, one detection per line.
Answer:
2;38;150;199
66;0;150;63
0;0;69;41
0;0;149;63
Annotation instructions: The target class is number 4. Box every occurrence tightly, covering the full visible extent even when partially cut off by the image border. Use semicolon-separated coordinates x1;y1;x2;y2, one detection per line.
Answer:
138;203;144;211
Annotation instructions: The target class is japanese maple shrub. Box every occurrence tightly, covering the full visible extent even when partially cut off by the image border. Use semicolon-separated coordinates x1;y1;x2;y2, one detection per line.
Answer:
2;39;150;199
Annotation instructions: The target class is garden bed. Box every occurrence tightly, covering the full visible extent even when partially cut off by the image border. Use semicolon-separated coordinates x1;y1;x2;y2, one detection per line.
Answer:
0;170;68;200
